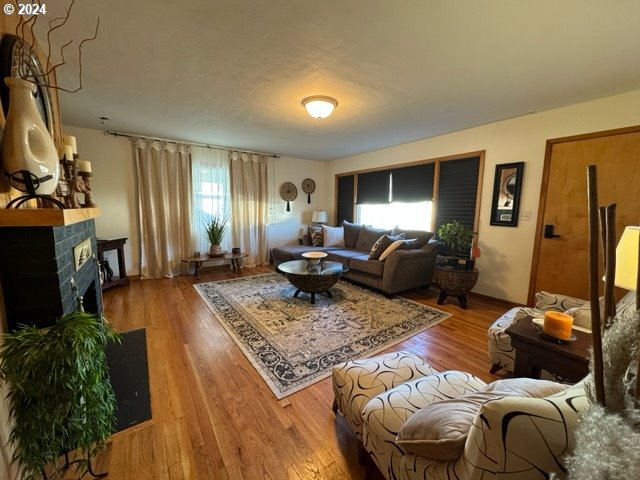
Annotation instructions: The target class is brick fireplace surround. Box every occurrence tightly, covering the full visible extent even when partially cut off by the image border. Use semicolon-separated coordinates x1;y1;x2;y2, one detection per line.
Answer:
0;209;102;330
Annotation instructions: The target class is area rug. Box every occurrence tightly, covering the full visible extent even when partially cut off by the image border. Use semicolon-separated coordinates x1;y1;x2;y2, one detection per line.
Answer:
194;273;450;399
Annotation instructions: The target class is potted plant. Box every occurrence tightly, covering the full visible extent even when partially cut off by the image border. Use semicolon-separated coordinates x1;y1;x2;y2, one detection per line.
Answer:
0;311;120;479
205;212;230;256
437;220;475;269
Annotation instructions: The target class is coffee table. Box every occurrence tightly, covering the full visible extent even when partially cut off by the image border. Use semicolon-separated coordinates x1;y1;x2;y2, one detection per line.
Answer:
506;317;590;382
277;260;347;304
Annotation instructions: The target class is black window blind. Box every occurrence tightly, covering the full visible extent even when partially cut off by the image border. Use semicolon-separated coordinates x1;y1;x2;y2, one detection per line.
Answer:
391;163;435;202
435;156;480;234
336;175;355;224
356;170;391;204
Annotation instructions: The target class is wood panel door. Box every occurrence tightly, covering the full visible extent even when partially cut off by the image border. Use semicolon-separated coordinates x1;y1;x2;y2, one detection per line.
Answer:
529;126;640;304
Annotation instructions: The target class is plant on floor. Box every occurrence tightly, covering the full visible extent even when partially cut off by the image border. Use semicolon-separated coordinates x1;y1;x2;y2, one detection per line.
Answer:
0;311;121;479
204;212;230;254
437;220;474;258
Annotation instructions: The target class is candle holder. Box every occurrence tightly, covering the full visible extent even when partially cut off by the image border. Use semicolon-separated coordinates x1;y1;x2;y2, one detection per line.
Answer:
64;156;82;209
79;171;97;208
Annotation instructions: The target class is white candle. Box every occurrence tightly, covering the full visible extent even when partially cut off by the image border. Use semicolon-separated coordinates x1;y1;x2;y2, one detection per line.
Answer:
77;160;92;173
63;135;77;154
59;145;74;160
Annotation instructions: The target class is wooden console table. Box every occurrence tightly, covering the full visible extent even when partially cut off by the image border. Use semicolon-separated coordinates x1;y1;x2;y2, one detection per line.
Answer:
97;237;130;290
506;317;590;382
181;252;248;278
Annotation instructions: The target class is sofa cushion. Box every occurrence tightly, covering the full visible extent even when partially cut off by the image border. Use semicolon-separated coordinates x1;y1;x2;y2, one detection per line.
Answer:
323;225;345;247
341;221;363;249
369;234;405;260
271;245;339;263
308;225;323;246
350;255;384;276
391;228;433;249
326;249;366;267
481;378;568;397
356;226;392;252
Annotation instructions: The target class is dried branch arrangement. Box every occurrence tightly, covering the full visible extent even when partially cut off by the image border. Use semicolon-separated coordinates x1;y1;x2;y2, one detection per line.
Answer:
12;0;99;93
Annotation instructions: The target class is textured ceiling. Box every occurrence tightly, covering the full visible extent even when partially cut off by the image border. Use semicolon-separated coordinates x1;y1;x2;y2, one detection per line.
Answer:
33;0;640;160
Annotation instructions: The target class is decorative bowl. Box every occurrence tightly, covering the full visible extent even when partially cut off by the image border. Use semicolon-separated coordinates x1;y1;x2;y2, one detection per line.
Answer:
302;251;328;264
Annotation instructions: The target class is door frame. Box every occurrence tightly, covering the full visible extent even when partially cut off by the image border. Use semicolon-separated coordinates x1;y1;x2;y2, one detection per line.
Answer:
527;124;640;305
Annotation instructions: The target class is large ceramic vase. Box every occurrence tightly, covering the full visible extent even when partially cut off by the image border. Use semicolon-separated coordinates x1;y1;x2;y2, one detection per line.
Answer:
1;77;59;195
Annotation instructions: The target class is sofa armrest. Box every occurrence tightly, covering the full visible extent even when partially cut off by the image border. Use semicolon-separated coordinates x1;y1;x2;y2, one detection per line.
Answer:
535;291;588;312
382;244;438;294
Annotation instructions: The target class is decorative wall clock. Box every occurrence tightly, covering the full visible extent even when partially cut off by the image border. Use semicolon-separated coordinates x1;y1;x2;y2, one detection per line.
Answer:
301;178;315;204
279;181;297;211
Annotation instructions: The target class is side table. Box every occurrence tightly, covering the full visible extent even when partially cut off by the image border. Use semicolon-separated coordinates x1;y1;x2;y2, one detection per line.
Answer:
97;237;130;290
433;266;479;309
506;317;590;382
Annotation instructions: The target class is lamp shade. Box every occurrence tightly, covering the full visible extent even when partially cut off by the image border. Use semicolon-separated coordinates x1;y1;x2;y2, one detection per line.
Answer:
615;226;640;290
312;210;328;223
302;96;337;119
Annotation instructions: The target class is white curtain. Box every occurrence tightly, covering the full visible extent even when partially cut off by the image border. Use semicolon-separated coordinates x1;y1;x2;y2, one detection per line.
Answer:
191;146;231;254
229;151;269;266
134;139;192;278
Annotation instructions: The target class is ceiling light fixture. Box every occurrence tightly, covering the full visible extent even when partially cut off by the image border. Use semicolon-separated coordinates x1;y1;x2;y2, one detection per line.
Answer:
302;95;338;119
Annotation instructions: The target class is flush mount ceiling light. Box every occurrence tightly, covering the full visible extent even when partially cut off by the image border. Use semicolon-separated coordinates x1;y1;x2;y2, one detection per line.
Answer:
302;95;338;119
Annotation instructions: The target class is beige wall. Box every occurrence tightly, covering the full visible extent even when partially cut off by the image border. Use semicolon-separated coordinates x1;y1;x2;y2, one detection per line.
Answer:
326;89;640;304
62;126;326;271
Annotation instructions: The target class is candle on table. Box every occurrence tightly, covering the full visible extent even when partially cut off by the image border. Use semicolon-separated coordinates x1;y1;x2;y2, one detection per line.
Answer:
63;135;78;154
543;311;574;340
77;160;92;173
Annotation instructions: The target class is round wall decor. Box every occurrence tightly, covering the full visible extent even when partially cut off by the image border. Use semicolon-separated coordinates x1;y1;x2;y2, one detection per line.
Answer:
279;181;297;211
301;178;315;204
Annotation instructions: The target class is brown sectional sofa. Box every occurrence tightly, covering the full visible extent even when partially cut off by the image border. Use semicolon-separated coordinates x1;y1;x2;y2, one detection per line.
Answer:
270;222;438;296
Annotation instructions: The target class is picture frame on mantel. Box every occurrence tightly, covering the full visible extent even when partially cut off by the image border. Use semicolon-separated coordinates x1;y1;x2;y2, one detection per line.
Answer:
490;162;524;227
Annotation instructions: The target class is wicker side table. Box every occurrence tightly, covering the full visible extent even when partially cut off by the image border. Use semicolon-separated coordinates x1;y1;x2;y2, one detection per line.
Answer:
433;266;479;309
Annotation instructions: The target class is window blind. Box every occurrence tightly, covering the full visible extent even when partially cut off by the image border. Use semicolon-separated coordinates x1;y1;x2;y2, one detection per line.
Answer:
391;163;435;202
435;156;480;236
356;170;391;204
336;175;355;224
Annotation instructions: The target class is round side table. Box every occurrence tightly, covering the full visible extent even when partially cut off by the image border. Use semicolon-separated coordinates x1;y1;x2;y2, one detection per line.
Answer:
433;266;479;309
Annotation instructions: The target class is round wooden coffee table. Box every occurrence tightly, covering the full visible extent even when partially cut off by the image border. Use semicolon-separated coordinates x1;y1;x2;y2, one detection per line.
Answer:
277;260;347;304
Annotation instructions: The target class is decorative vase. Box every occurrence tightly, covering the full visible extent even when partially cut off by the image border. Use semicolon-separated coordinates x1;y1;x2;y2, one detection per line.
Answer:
210;244;222;256
1;77;59;195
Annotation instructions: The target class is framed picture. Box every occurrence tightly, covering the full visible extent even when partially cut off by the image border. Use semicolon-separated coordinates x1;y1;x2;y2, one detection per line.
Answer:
74;237;93;271
490;162;524;227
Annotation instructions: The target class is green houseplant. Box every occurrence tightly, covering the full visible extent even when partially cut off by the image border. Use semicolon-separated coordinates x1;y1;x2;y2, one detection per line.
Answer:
437;220;474;264
0;311;120;479
205;212;230;255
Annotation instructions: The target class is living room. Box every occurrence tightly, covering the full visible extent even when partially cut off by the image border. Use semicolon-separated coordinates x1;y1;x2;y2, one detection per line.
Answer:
1;2;640;479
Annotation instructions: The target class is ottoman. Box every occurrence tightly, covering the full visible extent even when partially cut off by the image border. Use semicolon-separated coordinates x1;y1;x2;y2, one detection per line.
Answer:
331;351;436;442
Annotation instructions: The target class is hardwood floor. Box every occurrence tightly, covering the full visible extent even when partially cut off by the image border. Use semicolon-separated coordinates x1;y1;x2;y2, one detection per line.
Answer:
92;266;513;480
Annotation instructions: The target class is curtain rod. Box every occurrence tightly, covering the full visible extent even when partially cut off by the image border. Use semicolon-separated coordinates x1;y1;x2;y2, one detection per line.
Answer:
104;130;280;158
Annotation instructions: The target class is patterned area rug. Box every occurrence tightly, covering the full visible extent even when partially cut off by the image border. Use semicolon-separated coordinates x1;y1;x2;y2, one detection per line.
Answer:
194;273;450;399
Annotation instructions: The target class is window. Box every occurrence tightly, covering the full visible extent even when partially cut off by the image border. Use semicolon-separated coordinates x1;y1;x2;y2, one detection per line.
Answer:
357;201;433;230
191;147;231;252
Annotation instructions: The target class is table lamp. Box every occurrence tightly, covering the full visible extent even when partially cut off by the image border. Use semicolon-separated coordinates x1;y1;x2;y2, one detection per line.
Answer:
615;226;640;291
312;211;328;224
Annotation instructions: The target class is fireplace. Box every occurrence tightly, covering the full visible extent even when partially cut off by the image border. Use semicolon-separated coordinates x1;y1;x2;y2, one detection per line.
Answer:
0;209;102;330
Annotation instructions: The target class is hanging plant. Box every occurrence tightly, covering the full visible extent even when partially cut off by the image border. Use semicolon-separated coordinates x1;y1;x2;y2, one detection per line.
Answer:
0;311;120;479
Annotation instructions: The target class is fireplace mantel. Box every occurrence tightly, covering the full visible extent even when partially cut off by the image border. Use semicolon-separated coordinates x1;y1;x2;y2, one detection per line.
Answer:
0;207;100;227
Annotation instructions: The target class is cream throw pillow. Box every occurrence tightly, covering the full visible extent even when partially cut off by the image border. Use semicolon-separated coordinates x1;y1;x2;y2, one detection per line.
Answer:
379;239;405;261
396;378;568;460
322;225;345;247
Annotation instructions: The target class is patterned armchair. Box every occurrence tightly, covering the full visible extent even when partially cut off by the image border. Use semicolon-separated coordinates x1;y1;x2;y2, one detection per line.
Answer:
487;290;637;375
332;352;590;480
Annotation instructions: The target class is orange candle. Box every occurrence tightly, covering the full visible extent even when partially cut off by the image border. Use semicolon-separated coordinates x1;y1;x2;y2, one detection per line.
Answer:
543;311;574;340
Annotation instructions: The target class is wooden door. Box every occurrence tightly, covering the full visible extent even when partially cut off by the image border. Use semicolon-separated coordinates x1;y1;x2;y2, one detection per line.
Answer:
528;126;640;304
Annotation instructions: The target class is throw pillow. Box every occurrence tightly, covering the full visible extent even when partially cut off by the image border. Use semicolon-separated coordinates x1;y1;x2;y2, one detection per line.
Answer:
481;378;568;398
322;225;345;247
391;228;433;249
369;234;405;260
396;392;508;460
379;239;405;261
355;226;392;252
308;225;323;246
341;220;363;248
